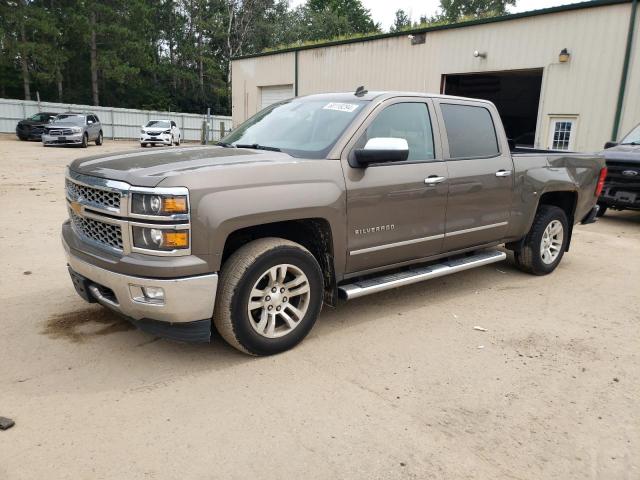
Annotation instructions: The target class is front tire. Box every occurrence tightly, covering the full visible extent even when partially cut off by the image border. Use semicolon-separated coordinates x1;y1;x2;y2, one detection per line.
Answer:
514;205;569;275
81;133;88;148
213;238;324;356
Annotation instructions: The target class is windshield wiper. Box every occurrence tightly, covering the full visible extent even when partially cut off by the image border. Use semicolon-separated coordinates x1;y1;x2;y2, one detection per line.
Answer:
235;143;281;152
620;141;640;145
216;142;236;148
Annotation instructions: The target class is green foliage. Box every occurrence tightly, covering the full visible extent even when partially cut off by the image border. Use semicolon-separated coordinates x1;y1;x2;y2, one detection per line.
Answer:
0;0;378;114
390;9;411;33
436;0;516;23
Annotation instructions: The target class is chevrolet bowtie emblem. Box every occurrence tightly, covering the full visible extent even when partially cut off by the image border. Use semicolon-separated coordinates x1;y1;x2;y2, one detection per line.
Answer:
70;201;83;215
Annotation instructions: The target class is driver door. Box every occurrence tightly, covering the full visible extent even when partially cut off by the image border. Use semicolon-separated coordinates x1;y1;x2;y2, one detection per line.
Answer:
341;98;449;273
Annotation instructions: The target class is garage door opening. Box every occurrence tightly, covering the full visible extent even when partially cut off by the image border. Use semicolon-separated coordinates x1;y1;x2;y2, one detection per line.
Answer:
442;69;543;147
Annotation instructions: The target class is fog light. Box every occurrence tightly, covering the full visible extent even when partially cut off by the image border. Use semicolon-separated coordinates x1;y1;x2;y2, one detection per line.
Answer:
143;286;165;302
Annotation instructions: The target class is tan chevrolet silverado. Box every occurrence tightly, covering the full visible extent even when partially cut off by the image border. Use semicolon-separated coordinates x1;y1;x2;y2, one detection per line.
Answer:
62;91;606;355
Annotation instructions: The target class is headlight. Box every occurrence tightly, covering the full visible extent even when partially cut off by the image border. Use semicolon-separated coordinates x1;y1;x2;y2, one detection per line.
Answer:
163;129;171;134
132;226;189;251
131;193;188;215
71;127;82;133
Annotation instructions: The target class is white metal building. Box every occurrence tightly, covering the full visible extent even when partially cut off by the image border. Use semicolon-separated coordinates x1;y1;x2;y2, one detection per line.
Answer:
231;0;640;152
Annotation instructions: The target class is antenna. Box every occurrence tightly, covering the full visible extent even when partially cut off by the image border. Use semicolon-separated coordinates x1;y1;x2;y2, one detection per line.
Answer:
354;86;368;97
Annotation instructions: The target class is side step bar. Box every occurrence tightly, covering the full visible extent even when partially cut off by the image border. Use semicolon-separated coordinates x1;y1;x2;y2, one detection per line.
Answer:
338;250;506;300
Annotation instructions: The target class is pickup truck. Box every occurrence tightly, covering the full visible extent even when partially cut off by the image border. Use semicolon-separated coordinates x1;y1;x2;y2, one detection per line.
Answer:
599;122;640;215
62;91;605;355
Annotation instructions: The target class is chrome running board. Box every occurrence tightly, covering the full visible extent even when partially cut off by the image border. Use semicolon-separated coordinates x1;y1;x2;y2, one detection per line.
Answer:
338;250;506;300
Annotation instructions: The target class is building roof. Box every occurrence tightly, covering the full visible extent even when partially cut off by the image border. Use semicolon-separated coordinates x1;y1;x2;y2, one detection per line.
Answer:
234;0;632;60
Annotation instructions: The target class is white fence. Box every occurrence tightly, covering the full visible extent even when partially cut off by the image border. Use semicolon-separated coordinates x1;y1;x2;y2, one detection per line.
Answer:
0;98;232;142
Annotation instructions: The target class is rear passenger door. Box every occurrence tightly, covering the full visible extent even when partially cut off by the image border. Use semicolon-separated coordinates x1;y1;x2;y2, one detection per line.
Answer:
434;100;514;252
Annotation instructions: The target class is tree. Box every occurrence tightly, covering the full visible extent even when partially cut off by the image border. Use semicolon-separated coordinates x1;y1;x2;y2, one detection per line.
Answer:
304;0;379;39
437;0;516;23
390;9;411;33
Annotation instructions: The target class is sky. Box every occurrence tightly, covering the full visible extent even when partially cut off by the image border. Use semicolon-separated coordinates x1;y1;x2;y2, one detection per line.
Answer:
290;0;585;30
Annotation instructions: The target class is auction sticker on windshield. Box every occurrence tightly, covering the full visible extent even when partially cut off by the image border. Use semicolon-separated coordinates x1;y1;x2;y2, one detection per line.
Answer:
323;103;359;113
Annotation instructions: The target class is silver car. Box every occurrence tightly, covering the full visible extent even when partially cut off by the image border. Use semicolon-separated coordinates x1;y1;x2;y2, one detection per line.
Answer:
42;113;103;148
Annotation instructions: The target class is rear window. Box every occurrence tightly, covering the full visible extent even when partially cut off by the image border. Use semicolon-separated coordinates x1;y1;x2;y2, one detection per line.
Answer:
441;104;499;158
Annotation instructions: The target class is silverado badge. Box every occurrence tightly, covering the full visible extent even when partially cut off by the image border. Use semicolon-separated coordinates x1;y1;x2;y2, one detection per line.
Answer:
354;224;395;235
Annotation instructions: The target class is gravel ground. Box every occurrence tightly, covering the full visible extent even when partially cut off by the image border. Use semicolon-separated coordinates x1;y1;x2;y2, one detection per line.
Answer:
1;134;639;480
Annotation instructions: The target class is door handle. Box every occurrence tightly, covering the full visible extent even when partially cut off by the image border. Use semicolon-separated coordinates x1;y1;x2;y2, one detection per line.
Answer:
495;170;512;177
424;175;447;185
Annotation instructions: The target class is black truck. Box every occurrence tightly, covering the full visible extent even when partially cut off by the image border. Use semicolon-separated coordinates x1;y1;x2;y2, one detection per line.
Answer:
599;122;640;216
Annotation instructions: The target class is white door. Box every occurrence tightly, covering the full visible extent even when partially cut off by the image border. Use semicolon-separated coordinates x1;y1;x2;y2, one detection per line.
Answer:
259;85;293;111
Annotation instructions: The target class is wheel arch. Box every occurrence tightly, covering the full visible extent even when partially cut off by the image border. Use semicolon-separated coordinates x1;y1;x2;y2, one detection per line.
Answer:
220;218;339;306
508;189;578;252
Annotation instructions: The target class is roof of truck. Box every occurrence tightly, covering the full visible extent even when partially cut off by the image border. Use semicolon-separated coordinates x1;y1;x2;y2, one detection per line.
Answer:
295;91;494;105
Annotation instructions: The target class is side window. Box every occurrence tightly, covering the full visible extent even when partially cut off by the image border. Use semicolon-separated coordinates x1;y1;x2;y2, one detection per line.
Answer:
547;116;576;151
171;121;176;128
441;104;499;158
92;115;100;123
360;102;435;161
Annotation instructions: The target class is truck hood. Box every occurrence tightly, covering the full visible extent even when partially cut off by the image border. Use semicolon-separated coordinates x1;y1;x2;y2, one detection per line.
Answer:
68;146;298;187
603;144;640;163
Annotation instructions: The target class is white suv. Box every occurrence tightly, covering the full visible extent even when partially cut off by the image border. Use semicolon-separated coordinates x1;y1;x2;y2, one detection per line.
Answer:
140;120;181;147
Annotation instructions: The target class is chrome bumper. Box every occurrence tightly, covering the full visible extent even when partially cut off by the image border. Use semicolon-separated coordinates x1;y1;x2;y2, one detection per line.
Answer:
43;133;83;144
140;134;171;143
66;250;218;324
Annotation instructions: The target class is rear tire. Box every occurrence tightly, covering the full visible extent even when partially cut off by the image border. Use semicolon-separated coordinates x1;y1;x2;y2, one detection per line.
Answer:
213;238;324;356
174;135;180;146
596;204;607;217
513;205;569;275
95;131;103;145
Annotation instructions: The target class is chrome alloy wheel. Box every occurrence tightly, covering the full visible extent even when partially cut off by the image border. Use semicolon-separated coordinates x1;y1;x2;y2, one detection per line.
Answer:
247;264;311;338
540;220;564;264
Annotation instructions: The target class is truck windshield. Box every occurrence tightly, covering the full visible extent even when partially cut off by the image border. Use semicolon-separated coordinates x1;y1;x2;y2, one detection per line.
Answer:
221;98;367;158
621;124;640;145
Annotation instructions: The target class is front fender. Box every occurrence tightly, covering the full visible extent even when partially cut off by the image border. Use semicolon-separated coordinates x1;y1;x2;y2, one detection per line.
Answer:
200;181;346;270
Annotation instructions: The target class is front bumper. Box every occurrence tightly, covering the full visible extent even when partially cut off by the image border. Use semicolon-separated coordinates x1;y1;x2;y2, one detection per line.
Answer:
16;128;43;140
141;134;171;144
599;186;640;210
65;249;218;341
43;133;83;145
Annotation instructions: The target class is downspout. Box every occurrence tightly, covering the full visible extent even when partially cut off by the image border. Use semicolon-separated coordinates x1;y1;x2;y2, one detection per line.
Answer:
611;0;638;141
294;50;299;97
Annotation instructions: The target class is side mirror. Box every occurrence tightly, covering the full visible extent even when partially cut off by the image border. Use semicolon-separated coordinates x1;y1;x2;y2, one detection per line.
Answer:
604;141;618;149
354;138;409;166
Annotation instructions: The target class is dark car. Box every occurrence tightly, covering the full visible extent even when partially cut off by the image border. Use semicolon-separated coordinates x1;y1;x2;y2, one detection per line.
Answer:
16;112;58;141
598;122;640;216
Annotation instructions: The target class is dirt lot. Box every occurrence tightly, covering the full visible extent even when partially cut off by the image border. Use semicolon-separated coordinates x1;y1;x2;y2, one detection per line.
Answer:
1;134;638;479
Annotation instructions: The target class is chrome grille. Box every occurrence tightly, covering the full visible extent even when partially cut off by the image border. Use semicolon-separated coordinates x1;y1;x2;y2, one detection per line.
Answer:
66;178;121;210
47;128;74;136
69;209;123;250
